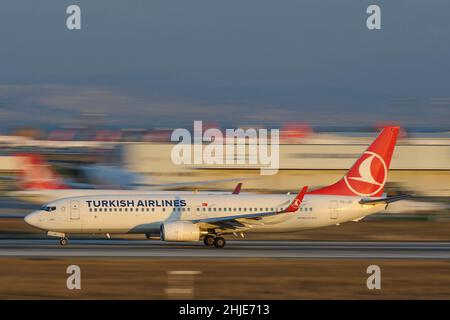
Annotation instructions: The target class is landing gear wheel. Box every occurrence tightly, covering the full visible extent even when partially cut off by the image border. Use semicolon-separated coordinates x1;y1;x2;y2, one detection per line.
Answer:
59;237;68;246
213;237;226;248
203;235;215;246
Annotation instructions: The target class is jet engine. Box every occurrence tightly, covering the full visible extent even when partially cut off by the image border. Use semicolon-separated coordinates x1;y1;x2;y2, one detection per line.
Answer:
160;221;201;242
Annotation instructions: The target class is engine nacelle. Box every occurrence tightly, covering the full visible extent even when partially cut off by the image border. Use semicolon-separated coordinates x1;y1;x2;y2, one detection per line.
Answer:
160;221;201;242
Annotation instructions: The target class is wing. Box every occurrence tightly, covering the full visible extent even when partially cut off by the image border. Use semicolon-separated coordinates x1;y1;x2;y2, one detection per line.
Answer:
190;186;308;231
141;177;248;190
359;194;411;205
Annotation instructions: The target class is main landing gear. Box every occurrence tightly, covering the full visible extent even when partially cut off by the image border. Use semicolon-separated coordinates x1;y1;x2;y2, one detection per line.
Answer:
213;237;226;248
203;235;226;248
203;235;215;246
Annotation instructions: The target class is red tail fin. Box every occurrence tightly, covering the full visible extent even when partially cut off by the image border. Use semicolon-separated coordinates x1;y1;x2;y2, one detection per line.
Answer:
308;126;399;197
16;154;67;190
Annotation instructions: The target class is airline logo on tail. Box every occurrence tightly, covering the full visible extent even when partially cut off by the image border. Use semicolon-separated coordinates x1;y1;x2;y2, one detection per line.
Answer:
308;126;399;197
344;151;387;196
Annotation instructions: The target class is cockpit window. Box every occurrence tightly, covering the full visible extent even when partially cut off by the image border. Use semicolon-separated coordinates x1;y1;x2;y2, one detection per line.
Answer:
40;206;57;212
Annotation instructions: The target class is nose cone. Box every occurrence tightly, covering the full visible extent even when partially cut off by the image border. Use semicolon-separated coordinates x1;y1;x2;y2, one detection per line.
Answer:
24;211;42;229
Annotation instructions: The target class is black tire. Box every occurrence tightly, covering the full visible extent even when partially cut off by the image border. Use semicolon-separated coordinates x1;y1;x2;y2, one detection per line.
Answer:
213;237;226;248
59;238;68;246
203;235;215;246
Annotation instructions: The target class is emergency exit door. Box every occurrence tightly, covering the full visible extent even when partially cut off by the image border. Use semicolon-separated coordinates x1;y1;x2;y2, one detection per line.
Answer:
70;200;80;220
329;200;338;219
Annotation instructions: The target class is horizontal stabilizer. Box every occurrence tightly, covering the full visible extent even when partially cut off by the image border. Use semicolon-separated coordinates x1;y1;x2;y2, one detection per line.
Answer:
358;194;411;205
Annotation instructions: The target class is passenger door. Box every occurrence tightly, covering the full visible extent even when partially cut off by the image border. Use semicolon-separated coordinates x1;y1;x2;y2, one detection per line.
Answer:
329;200;338;220
70;200;80;220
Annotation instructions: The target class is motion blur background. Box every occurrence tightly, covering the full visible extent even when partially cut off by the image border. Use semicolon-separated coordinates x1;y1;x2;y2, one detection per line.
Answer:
0;0;448;217
0;0;449;299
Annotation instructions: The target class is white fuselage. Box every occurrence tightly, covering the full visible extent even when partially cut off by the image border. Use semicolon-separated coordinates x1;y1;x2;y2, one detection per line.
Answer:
25;193;382;235
7;189;234;205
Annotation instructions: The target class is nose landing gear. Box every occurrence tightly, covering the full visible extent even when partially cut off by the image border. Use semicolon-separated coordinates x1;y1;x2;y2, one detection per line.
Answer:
59;237;68;246
47;232;68;246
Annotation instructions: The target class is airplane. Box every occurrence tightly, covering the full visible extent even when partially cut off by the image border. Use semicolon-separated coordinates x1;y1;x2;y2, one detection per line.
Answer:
24;126;410;248
6;154;245;204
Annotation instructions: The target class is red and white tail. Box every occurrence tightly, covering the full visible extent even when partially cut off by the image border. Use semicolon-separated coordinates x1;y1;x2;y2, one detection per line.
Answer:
308;126;399;197
15;154;67;190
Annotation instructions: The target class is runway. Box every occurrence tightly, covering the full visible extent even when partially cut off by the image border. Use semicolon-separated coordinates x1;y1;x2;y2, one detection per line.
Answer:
0;239;449;259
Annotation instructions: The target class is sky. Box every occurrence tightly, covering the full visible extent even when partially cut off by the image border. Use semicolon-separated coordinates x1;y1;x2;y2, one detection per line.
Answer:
0;0;449;130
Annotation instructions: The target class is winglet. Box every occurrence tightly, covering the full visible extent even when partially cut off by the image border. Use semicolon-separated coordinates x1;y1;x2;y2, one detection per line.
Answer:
284;186;308;212
232;183;243;195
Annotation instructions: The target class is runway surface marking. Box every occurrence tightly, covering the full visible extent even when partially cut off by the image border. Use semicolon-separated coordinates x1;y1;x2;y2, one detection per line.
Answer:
0;239;449;259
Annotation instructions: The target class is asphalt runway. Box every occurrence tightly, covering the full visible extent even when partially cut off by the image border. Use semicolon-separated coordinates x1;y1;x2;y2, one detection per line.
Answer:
0;239;449;259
